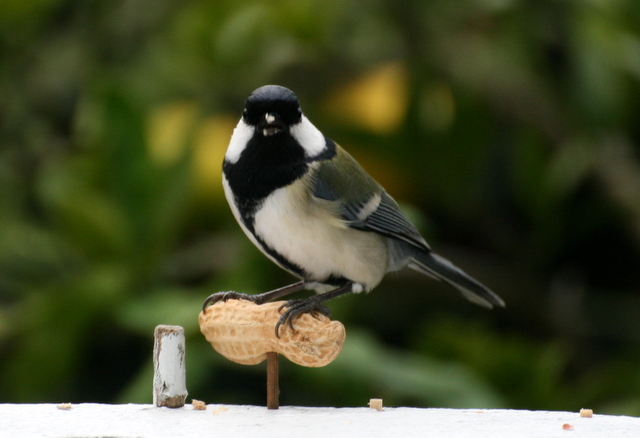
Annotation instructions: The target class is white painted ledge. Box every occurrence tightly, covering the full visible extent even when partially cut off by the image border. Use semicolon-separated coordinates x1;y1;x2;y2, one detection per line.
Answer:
1;403;639;438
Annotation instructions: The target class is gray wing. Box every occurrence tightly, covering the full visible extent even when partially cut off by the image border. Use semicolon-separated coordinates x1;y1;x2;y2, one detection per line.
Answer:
347;191;430;250
312;145;429;251
311;144;504;309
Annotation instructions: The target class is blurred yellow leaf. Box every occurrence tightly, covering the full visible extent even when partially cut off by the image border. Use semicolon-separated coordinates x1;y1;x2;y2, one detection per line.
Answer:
193;114;237;197
147;101;198;166
323;62;409;134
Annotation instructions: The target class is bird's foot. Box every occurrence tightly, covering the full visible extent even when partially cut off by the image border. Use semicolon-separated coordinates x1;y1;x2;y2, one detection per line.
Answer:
202;281;307;312
202;291;262;311
275;296;331;337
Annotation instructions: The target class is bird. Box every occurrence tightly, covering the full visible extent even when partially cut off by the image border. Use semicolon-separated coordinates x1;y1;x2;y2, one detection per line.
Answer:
203;85;504;336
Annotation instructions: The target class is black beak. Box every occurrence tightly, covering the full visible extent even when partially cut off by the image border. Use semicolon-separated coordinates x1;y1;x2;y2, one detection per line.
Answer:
259;112;286;136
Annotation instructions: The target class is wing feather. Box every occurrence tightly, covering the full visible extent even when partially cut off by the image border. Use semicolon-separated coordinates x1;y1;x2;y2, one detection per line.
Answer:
311;144;429;250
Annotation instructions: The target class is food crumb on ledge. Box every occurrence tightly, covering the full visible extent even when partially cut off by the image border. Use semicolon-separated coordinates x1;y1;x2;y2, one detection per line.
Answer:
580;408;593;418
191;399;207;410
212;406;229;416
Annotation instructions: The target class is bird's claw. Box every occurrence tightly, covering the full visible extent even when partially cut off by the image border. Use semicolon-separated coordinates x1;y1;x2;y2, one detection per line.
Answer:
202;291;256;311
275;297;331;338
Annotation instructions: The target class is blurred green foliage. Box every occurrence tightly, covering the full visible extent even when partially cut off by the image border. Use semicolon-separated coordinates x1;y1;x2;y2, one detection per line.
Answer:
1;0;640;415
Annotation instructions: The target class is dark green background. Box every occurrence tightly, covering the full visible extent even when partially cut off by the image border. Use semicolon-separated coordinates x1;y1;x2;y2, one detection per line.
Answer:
2;0;640;414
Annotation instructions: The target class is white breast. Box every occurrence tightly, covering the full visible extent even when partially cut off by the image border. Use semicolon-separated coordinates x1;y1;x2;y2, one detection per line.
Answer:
224;175;389;292
256;179;390;291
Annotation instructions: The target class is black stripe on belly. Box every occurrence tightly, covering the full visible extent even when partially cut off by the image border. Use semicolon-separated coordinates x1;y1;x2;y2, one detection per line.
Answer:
251;229;309;279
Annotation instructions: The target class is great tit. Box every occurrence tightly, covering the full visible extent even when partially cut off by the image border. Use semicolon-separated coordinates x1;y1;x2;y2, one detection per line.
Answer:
203;85;504;335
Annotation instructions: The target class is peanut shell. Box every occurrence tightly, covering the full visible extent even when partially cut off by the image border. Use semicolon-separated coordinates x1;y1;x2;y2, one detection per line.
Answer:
199;300;345;367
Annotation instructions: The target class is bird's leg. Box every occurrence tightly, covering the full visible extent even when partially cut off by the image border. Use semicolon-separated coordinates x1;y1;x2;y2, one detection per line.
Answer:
202;280;306;311
275;283;353;337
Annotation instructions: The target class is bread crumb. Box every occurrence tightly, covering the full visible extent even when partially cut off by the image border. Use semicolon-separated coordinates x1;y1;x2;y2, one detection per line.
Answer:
191;399;207;410
368;398;383;411
57;403;72;410
562;423;573;430
580;408;593;418
212;406;229;416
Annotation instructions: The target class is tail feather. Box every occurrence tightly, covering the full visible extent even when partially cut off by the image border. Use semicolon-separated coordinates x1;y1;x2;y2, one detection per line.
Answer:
409;251;505;309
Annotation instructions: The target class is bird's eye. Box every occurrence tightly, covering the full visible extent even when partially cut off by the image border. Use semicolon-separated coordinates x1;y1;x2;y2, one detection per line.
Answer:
242;109;248;119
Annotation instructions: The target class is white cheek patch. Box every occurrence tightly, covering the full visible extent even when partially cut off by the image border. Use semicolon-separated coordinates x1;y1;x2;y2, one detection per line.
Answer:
225;119;254;164
290;115;326;159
